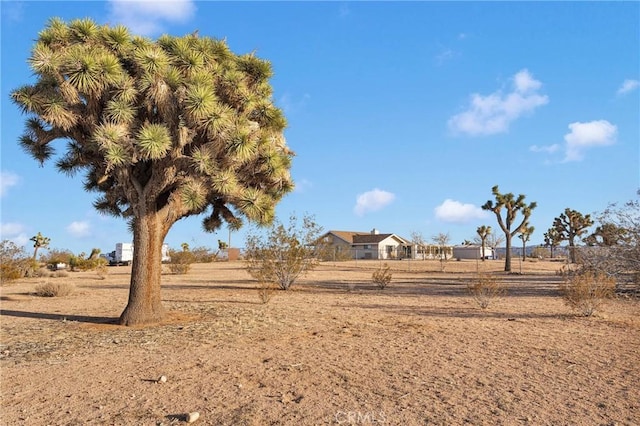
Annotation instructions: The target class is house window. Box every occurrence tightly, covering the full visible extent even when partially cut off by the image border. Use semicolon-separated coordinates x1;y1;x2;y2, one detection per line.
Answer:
386;245;393;254
364;245;371;250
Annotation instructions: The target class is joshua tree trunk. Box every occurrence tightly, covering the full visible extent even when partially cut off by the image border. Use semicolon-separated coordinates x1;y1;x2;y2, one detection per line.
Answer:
504;235;512;272
119;212;169;326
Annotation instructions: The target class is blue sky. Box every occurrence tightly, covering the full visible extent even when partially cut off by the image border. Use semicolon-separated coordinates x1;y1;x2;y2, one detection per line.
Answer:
1;1;638;255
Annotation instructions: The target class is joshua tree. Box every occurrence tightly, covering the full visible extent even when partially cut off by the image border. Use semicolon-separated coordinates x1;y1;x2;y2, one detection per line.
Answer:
518;225;535;261
29;232;50;260
482;185;537;272
543;227;563;258
553;208;593;263
476;225;492;261
11;19;293;325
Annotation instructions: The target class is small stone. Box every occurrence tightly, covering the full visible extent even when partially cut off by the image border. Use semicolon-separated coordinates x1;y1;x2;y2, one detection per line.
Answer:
157;375;167;383
186;412;200;423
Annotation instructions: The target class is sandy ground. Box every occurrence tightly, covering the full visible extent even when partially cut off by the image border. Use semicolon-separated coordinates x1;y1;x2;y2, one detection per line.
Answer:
1;259;639;426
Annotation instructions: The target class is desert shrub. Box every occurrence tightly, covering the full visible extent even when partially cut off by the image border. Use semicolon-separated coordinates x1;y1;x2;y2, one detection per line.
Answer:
189;245;217;263
41;248;73;268
372;263;392;289
168;247;196;274
245;214;323;290
467;273;506;309
559;270;615;316
257;281;277;304
34;281;75;297
0;240;33;283
69;253;108;272
95;264;108;279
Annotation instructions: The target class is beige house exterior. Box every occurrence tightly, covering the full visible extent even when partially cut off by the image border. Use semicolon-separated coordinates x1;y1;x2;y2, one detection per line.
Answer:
320;229;413;260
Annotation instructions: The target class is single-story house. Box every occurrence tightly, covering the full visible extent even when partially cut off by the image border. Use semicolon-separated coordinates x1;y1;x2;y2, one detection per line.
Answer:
319;229;413;260
452;245;494;260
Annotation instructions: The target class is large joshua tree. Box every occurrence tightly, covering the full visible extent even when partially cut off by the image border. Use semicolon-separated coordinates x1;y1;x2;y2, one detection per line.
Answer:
482;185;537;272
11;19;294;325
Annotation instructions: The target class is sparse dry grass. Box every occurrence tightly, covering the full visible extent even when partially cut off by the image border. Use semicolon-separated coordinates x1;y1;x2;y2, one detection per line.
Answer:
467;273;506;309
1;260;638;425
371;263;392;289
560;270;615;316
34;281;75;297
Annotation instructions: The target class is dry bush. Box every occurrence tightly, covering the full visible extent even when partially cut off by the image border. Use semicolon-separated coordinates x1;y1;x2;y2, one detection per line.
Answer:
257;281;277;304
95;264;108;280
372;263;392;289
467;273;506;309
559;270;615;316
0;240;34;283
34;281;75;297
167;249;195;274
245;214;323;290
1;264;24;283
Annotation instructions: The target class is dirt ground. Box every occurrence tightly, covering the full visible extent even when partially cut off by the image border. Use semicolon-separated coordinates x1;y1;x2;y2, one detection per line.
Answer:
1;259;639;426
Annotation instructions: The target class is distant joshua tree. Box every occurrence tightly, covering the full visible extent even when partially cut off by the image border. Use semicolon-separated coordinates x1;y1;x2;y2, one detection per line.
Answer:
518;226;535;261
482;185;537;272
476;225;492;261
553;208;593;263
30;232;50;260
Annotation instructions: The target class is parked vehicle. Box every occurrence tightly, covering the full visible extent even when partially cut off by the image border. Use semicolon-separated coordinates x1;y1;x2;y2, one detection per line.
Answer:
103;243;170;266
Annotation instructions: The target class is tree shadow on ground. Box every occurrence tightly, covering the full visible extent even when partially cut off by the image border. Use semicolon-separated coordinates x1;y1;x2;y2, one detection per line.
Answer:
0;309;118;324
332;302;568;320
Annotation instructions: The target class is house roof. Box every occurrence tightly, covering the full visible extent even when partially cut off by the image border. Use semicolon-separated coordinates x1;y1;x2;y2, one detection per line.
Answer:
325;230;410;245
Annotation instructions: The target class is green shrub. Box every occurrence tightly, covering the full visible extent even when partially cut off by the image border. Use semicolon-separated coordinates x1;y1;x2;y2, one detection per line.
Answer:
69;254;108;272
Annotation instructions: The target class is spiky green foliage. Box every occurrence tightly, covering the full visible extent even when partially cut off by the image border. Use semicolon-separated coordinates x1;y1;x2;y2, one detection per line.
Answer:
12;18;293;228
476;225;492;262
553;208;594;263
544;227;563;258
12;19;294;325
482;185;537;272
30;232;51;260
518;225;535;261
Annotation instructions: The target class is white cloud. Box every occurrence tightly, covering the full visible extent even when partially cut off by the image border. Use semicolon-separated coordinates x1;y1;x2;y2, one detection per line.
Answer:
529;144;560;154
354;189;395;216
617;79;639;96
0;171;20;197
107;0;196;36
563;120;617;162
434;199;489;223
1;222;25;239
448;69;549;136
279;93;310;114
0;222;28;247
67;221;91;238
294;178;313;194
